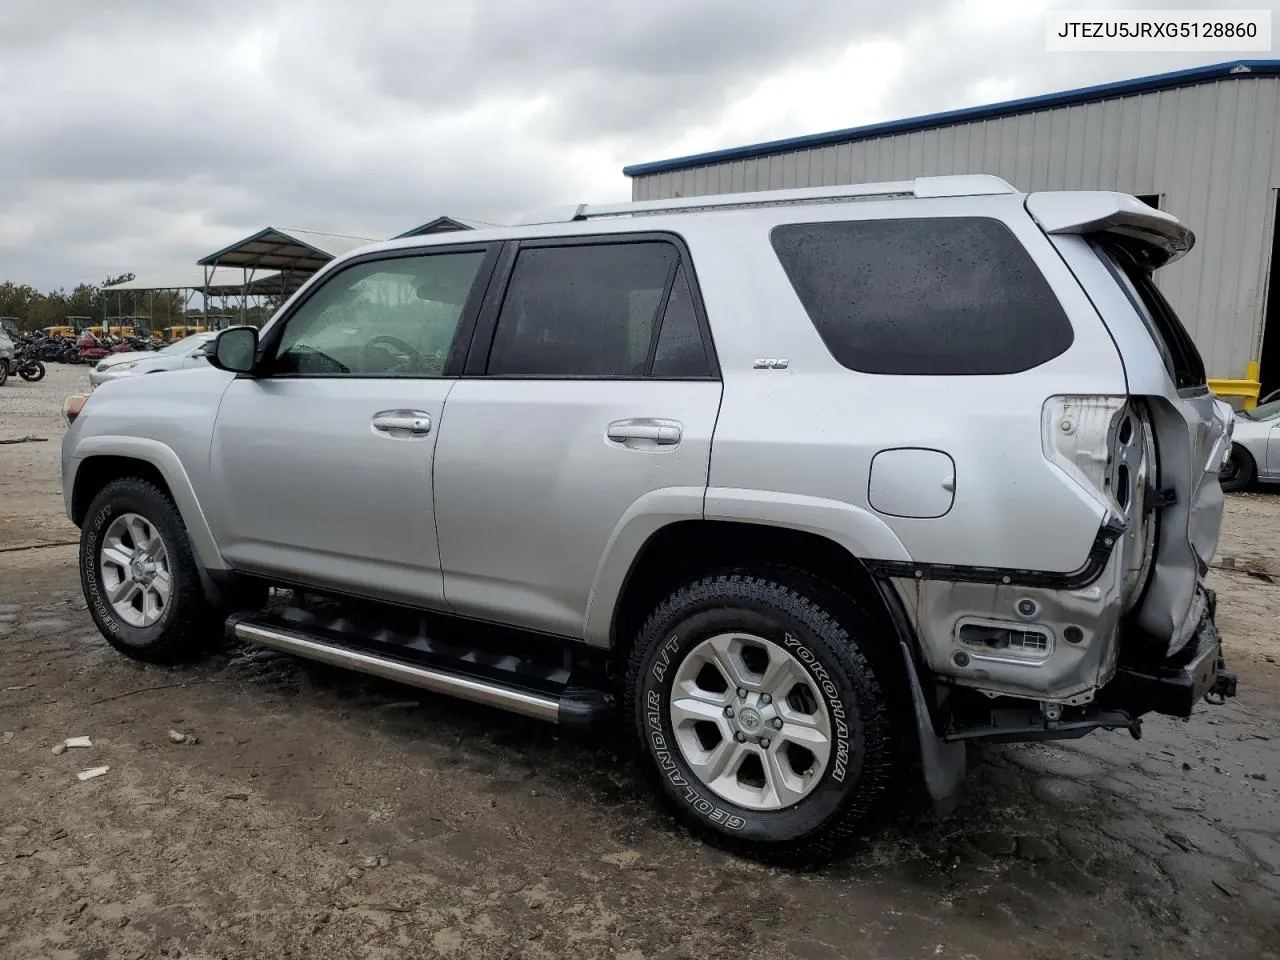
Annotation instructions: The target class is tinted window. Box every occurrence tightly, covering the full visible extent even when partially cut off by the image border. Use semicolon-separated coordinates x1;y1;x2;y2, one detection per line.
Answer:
651;265;712;378
274;251;484;376
1095;241;1206;390
770;218;1074;376
487;243;676;377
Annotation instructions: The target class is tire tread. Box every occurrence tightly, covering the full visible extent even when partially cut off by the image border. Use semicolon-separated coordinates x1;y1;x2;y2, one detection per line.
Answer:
624;569;898;866
80;477;217;664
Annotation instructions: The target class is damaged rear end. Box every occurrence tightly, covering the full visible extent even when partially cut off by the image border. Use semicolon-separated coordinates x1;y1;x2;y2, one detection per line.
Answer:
1032;192;1237;723
907;195;1237;776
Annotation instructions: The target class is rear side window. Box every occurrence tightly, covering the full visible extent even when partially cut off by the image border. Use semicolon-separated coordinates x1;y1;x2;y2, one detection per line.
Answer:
1095;241;1206;390
486;240;714;378
770;218;1075;376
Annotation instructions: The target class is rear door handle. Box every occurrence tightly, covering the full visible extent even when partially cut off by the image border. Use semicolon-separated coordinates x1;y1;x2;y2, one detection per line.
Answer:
607;419;682;446
372;410;432;435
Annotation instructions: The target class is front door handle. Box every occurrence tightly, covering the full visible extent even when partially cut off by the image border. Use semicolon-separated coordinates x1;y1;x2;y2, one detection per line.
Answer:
607;419;682;446
372;410;432;435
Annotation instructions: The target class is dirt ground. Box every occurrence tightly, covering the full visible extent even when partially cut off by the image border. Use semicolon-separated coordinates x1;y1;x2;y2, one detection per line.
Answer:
2;366;1279;960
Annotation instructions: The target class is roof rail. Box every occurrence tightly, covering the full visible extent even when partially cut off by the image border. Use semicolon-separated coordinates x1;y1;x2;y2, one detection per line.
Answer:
515;175;1017;225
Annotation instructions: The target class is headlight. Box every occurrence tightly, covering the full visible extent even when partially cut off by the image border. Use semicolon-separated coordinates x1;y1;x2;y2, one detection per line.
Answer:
108;361;139;373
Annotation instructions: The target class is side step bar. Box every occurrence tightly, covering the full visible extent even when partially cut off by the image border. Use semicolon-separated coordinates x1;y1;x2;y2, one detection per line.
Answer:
227;615;613;728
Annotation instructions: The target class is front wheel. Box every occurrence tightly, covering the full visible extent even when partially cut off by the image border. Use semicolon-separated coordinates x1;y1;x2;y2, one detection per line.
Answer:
1219;443;1255;493
0;361;7;386
626;572;899;865
80;478;219;663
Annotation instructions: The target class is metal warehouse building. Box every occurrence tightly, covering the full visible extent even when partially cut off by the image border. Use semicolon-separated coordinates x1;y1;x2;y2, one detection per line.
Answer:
624;60;1280;393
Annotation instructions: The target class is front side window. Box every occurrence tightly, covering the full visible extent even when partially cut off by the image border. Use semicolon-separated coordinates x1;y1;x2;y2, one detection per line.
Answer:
770;217;1075;376
273;251;485;376
486;240;713;378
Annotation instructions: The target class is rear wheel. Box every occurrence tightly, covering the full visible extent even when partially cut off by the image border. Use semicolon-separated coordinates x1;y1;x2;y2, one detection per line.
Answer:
1219;444;1255;493
18;360;45;382
626;571;898;865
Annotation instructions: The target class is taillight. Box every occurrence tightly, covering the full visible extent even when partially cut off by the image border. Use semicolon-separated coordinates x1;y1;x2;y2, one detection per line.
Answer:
1041;395;1128;516
63;395;87;426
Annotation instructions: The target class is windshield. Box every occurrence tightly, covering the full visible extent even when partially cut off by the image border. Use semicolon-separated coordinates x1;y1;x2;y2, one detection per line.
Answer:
158;333;211;356
1245;399;1280;421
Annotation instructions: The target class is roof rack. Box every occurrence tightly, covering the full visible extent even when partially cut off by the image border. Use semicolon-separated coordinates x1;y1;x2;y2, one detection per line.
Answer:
515;175;1017;225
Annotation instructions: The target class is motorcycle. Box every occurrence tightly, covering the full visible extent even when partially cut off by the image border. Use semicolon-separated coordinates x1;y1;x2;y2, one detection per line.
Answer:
13;342;46;382
24;333;77;363
110;336;157;354
75;332;110;365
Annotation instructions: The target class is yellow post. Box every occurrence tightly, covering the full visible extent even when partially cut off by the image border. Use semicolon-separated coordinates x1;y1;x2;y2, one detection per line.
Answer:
1208;361;1262;410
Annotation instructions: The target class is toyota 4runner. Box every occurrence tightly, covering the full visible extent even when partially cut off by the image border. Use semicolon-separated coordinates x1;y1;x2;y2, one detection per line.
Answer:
61;175;1238;862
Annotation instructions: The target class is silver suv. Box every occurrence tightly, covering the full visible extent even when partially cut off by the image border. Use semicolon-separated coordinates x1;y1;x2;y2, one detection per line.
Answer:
61;175;1238;862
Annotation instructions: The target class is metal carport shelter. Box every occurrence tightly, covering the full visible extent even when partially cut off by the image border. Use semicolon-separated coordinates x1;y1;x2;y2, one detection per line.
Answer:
393;216;495;238
103;267;284;330
197;227;377;302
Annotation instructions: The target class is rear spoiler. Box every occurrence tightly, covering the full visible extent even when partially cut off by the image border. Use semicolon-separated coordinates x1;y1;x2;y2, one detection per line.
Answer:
1025;192;1194;268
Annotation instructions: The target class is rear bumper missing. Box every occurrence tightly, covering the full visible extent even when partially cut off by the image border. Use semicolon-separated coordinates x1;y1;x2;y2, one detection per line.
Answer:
1106;588;1237;719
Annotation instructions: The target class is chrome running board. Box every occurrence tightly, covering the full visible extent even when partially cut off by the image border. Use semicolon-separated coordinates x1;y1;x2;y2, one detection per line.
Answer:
232;619;566;722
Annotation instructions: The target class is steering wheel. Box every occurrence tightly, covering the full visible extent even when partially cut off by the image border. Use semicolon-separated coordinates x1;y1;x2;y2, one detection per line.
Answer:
362;335;420;374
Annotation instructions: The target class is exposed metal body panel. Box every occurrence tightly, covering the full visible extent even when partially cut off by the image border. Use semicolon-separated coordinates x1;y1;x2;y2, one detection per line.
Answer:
630;75;1280;380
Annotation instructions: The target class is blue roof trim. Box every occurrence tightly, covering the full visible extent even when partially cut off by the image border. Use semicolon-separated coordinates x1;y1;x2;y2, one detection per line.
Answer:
623;59;1280;178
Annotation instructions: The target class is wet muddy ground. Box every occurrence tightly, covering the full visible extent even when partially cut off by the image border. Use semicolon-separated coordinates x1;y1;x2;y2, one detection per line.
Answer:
2;366;1278;959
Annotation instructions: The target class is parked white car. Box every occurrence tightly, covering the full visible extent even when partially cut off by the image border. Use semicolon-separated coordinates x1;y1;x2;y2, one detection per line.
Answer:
89;332;218;388
1220;397;1280;491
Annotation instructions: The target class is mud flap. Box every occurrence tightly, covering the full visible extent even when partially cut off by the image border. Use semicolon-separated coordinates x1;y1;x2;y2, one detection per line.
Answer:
900;641;966;811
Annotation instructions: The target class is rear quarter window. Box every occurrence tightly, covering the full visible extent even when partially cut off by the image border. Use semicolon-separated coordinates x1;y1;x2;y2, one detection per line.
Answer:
1093;240;1206;390
770;217;1074;376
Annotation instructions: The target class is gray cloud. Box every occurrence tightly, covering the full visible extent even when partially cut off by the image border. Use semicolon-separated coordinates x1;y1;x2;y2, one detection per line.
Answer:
0;0;1273;290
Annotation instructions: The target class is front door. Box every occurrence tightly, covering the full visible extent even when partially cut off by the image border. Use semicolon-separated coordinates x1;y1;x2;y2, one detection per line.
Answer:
206;245;496;608
434;235;723;638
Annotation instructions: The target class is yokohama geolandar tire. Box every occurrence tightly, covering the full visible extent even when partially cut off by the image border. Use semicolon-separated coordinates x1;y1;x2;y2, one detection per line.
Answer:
627;571;898;865
80;478;219;663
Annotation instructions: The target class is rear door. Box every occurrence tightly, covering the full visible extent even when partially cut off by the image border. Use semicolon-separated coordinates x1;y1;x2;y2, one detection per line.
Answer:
1031;193;1232;655
432;234;723;639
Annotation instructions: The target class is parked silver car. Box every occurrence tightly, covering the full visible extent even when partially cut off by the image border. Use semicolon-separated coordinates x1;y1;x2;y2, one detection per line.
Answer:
1220;398;1280;490
61;176;1237;862
88;331;219;388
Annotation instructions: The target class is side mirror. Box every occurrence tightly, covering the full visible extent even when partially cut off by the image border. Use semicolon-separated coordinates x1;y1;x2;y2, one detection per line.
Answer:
209;327;258;374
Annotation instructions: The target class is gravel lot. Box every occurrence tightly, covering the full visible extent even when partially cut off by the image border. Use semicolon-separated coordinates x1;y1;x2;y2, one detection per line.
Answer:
1;365;1278;959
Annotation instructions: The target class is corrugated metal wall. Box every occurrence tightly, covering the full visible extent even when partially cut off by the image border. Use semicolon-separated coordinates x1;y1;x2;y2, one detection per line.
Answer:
630;77;1280;379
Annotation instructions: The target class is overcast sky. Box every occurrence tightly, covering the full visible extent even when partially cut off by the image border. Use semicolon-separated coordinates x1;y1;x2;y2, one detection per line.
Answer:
1;0;1275;290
